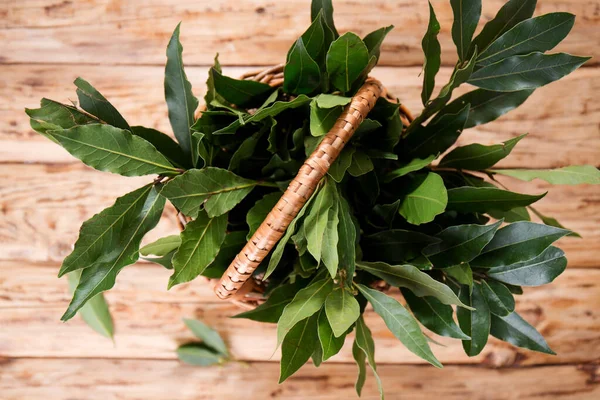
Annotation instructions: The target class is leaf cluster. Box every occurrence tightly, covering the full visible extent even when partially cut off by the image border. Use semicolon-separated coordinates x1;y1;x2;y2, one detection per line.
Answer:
26;0;598;397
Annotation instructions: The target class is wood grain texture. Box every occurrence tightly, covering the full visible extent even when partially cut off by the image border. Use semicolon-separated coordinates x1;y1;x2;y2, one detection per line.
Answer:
4;64;600;167
1;0;597;67
1;359;598;400
1;164;597;266
1;265;598;367
1;0;599;395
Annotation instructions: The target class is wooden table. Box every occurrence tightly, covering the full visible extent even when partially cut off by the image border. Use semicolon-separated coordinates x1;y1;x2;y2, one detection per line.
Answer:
1;1;599;398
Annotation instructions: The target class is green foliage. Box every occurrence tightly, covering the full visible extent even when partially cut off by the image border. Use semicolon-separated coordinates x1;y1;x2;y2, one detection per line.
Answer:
67;270;114;339
29;0;596;397
177;318;230;366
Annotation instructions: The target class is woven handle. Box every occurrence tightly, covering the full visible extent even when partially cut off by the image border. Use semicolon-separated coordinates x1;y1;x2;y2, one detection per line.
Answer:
215;79;384;299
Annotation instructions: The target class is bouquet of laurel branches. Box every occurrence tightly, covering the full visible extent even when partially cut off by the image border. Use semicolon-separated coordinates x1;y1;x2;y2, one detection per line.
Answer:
26;0;598;396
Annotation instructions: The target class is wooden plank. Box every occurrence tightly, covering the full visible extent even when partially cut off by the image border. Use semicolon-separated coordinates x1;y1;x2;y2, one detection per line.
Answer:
1;359;598;400
1;0;597;67
1;163;597;266
1;266;598;366
4;64;600;167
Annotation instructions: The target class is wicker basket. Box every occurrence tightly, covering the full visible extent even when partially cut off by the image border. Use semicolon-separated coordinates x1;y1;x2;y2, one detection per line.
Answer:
190;64;413;308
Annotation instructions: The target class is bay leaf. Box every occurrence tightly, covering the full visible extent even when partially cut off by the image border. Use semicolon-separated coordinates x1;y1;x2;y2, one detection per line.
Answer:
168;211;227;288
164;23;199;164
398;172;448;225
421;2;441;104
472;221;570;268
326;32;369;92
74;77;130;131
162;167;257;218
49;124;178;177
477;13;575;66
469;52;590;92
357;284;442;368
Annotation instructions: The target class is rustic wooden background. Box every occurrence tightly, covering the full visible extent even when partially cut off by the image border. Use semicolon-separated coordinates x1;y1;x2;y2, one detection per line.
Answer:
1;1;599;398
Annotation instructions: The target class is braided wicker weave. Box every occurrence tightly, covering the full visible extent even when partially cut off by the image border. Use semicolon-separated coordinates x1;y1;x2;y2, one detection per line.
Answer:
196;64;413;303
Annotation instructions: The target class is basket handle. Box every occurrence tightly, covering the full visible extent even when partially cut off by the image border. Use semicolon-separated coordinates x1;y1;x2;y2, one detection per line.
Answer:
215;79;384;299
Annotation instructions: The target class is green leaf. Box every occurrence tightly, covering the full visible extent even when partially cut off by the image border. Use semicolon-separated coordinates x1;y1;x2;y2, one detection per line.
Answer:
325;289;360;337
398;172;448;225
362;229;439;264
357;284;442;368
481;280;515;317
140;235;181;257
311;0;339;38
470;0;537;55
337;189;357;285
476;13;575;67
447;186;545;213
48;124;178;177
487;245;567;286
165;23;199;164
326;32;369;92
384;155;436;183
73;77;130;131
445;264;473;291
490;312;555;354
402;289;470;340
62;185;165;321
284;38;321;95
212;68;273;108
436;89;534;129
228;129;265;172
183;318;228;357
280;315;319;383
529;207;581;238
421;2;441;105
202;231;247;278
162;167;257;218
168;211;227;288
177;343;224;366
246;192;281;239
404;104;469;159
212;95;312;135
472;221;570;268
457;283;490;356
142;251;175;270
317;310;346;361
26;98;98;139
408;51;478;132
347;150;374;177
357;262;471;309
131;126;189;168
315;94;351;108
204;54;222;106
321;205;340;279
310;101;343;137
363;25;394;61
276;278;334;347
450;0;481;61
298;11;325;60
354;316;385;399
67;270;114;339
492;165;600;185
470;52;590;92
422;221;502;268
439;134;527;170
59;185;161;277
488;206;531;223
352;339;367;397
233;282;302;323
304;180;336;272
328;146;355;182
